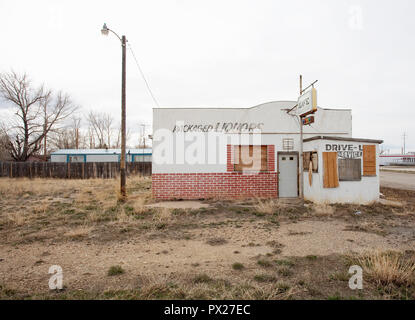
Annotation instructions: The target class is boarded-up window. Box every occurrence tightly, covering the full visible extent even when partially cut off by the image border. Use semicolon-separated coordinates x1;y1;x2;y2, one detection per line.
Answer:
234;146;267;172
338;158;361;181
323;152;339;188
303;152;318;172
311;152;318;172
363;145;376;176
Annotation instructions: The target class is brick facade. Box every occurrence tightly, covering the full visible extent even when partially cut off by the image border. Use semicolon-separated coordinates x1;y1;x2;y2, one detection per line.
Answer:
152;172;278;200
152;144;278;200
267;145;275;171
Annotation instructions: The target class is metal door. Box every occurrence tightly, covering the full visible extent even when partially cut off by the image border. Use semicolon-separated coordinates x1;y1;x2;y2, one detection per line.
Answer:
278;153;298;198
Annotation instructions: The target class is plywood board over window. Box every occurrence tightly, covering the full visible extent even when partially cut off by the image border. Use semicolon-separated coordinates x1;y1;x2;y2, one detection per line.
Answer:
234;146;267;172
363;145;376;176
338;158;362;181
323;152;339;188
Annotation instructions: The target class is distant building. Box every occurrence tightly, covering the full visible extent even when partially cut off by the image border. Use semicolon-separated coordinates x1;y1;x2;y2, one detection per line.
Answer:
380;154;415;166
50;148;152;163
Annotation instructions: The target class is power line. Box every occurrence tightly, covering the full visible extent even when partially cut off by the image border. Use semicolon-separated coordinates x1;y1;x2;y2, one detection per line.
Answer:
127;42;160;107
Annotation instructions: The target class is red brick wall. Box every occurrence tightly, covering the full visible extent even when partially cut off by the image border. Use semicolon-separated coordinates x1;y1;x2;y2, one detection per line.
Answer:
267;145;275;171
152;172;278;200
152;144;277;200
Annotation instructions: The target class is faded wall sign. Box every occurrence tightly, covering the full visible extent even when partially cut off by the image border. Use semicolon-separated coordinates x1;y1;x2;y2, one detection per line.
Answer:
325;144;363;158
173;122;264;133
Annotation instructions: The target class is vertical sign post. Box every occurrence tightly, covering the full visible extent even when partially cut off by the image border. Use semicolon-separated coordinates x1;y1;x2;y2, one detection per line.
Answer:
299;75;304;200
297;76;318;201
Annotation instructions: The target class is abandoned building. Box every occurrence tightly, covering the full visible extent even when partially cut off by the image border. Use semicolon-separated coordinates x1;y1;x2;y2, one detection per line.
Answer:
152;101;382;204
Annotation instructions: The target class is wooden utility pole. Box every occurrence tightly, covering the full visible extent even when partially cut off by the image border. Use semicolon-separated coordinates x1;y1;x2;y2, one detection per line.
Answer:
101;23;128;199
120;35;127;198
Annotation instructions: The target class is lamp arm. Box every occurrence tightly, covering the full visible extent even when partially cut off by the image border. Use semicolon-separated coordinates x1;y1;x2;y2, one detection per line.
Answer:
107;28;123;43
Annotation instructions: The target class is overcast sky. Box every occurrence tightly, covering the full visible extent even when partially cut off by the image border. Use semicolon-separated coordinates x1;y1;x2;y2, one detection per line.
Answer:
1;0;414;152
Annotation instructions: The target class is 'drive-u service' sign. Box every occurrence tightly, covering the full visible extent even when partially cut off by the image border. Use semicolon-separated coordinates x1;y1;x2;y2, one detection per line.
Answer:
297;87;317;117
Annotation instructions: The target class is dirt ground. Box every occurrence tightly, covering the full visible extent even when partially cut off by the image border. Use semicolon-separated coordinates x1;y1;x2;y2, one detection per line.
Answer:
0;177;414;300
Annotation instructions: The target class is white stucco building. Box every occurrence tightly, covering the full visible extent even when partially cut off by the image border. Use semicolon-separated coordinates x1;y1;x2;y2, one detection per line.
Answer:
303;136;382;204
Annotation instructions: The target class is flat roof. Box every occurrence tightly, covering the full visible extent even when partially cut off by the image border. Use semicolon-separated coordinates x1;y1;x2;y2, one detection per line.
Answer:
51;148;152;155
303;136;383;144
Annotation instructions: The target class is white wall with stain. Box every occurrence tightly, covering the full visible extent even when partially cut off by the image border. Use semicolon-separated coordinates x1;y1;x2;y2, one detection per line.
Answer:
303;137;382;204
152;101;352;173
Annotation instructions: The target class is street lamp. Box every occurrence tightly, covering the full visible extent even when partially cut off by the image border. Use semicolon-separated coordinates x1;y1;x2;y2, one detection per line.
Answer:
101;23;127;199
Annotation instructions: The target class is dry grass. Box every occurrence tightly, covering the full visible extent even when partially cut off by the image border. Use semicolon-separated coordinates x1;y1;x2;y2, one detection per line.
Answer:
0;178;82;197
75;180;119;207
312;204;334;216
353;251;415;287
6;212;26;226
86;210;101;223
116;210;135;223
32;201;50;214
254;199;284;215
64;226;93;239
0;175;167;244
133;274;298;300
344;221;386;236
151;207;173;225
206;237;228;246
131;197;149;215
2;177;415;300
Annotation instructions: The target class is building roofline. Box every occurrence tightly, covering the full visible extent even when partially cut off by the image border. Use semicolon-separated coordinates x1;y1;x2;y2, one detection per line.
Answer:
50;148;152;155
153;101;351;111
304;136;383;144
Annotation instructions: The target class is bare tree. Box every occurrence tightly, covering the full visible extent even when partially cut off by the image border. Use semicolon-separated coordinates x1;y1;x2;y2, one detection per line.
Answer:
0;124;12;161
115;123;131;149
87;125;96;149
0;71;77;161
41;92;78;158
87;111;115;148
72;116;82;149
103;113;114;148
87;111;105;148
49;116;84;150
